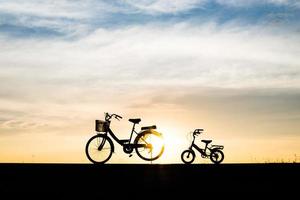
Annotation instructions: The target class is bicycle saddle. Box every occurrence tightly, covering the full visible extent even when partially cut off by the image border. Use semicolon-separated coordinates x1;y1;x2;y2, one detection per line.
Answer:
129;118;141;124
201;140;212;144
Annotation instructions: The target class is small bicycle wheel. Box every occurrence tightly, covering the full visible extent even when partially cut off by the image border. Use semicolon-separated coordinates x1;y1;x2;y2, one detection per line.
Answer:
210;149;224;164
181;150;195;164
85;134;113;164
134;130;165;161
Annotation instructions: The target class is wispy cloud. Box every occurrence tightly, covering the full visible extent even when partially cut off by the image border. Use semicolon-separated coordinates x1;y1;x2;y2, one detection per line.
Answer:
124;0;300;13
124;0;206;14
0;1;88;18
215;0;300;7
0;0;128;37
1;21;299;135
1;0;300;38
1;22;299;103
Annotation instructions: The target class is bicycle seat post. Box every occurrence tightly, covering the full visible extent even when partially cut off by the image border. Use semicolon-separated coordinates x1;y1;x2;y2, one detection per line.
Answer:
128;118;141;143
203;142;208;153
129;123;136;142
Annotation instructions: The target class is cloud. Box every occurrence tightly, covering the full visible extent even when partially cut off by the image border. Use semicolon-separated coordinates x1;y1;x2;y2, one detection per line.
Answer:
0;20;299;138
0;108;49;133
128;86;300;123
0;22;299;102
1;0;298;19
0;119;45;129
215;0;300;7
0;0;97;19
124;0;300;14
0;0;129;37
124;0;206;14
1;0;300;39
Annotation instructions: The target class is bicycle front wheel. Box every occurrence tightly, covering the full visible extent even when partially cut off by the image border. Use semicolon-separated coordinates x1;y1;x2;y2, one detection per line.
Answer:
134;130;165;161
181;150;195;164
85;134;113;164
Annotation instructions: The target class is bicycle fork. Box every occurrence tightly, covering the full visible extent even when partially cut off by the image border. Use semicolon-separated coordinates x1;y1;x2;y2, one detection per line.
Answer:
98;136;107;151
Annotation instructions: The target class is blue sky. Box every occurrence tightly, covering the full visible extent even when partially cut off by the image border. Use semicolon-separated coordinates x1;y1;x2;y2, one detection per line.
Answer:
1;0;300;38
0;0;300;163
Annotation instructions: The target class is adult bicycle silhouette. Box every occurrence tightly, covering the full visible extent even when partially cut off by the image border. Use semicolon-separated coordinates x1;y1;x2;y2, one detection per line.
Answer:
181;129;224;164
85;112;165;164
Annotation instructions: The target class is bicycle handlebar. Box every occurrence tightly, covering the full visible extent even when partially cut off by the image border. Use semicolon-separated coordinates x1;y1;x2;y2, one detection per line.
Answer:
115;114;123;120
105;112;123;121
193;129;204;136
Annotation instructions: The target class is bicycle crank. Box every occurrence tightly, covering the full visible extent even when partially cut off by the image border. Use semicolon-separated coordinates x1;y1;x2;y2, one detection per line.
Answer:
123;144;133;154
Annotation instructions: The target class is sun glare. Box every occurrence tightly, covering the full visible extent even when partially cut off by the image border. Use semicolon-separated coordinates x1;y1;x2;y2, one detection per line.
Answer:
157;127;187;163
150;133;165;151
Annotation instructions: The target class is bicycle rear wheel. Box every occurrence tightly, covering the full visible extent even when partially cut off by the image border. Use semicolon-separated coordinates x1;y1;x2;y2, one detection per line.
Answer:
210;149;224;164
85;134;113;164
134;130;164;161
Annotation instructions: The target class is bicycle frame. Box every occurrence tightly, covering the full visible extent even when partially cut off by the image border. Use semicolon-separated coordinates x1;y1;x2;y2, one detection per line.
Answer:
190;144;204;155
190;143;211;157
189;134;212;157
106;126;138;146
99;120;150;151
86;112;164;164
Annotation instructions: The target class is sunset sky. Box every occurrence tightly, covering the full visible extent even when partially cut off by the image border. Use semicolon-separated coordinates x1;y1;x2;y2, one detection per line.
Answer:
1;0;300;163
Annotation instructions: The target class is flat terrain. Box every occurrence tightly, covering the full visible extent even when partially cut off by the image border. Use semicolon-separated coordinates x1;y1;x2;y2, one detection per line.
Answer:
0;163;299;196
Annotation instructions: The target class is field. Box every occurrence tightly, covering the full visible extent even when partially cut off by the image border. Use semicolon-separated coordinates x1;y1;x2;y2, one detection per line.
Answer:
0;163;299;197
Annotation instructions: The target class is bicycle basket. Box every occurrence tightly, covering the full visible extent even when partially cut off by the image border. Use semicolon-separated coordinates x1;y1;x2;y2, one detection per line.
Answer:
95;120;108;132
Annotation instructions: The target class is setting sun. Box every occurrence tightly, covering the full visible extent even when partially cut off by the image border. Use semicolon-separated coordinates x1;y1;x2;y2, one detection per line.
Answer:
156;127;188;163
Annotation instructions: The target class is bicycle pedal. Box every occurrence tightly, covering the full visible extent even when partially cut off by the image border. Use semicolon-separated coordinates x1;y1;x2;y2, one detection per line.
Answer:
129;154;132;157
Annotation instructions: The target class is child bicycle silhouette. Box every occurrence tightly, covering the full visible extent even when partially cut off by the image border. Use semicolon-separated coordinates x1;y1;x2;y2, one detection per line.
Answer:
181;129;224;164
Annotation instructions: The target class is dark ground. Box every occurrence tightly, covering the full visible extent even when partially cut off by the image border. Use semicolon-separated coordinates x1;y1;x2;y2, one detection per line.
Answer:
0;163;299;197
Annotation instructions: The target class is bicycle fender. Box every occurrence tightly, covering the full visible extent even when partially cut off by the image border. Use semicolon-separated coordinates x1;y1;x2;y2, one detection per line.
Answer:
211;146;224;150
138;129;163;137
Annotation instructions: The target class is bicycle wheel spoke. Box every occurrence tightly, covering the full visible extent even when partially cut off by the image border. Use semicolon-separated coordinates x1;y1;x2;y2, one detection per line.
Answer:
135;131;164;161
